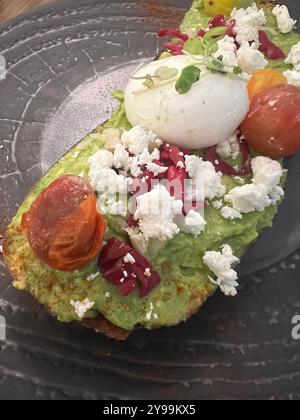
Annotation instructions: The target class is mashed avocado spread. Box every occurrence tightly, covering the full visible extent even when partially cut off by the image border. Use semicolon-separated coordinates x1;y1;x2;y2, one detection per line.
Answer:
3;0;299;332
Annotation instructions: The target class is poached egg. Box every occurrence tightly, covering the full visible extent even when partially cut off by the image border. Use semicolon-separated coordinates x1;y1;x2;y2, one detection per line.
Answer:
124;55;249;149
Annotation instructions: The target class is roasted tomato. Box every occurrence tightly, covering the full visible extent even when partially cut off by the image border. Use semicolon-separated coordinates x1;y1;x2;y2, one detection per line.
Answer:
22;175;106;271
247;69;287;99
241;84;300;159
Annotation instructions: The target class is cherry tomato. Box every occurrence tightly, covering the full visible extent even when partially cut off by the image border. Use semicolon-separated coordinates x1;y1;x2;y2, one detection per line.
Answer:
22;175;106;271
247;69;287;99
241;84;300;159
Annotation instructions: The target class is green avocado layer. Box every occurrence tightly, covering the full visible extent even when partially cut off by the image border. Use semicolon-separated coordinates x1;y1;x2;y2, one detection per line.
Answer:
3;0;298;331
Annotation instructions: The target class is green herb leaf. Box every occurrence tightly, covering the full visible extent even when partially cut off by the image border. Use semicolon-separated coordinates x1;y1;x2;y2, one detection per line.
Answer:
204;41;219;57
233;66;243;75
175;65;201;95
184;37;205;55
206;59;225;73
203;27;227;44
154;66;178;80
143;75;154;89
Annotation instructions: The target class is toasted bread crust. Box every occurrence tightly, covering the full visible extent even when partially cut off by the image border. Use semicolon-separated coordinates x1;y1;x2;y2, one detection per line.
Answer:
81;316;131;340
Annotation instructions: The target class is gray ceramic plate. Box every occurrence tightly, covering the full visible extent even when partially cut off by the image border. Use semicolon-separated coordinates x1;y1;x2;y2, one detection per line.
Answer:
0;0;300;400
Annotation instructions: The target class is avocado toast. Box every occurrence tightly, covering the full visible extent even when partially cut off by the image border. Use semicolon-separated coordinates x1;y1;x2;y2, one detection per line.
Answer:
3;0;300;340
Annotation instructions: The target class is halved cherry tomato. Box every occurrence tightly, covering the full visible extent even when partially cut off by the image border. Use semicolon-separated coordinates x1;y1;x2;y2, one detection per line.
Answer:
247;69;287;99
241;84;300;159
22;175;106;271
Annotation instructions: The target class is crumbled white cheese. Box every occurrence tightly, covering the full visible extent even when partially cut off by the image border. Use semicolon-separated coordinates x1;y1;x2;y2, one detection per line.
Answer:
212;35;238;69
70;299;95;319
221;206;243;220
225;183;270;213
124;253;136;264
185;155;201;178
285;42;300;66
89;165;129;195
231;3;266;46
89;149;113;169
128;155;142;177
269;185;284;204
251;156;283;193
182;209;207;236
237;42;268;75
105;292;111;298
121;126;158;155
185;155;225;200
203;244;239;297
138;147;160;166
86;271;100;282
212;200;223;210
283;69;300;88
98;192;128;217
225;155;284;214
177;161;185;169
113;143;131;169
272;5;296;34
144;268;152;278
146;162;168;176
134;185;182;242
216;132;240;160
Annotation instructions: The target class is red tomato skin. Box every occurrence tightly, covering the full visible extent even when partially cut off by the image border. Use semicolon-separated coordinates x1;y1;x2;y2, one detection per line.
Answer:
241;84;300;159
22;175;106;271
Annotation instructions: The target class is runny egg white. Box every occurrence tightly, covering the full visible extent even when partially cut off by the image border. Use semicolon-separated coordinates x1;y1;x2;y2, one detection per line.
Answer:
124;55;250;149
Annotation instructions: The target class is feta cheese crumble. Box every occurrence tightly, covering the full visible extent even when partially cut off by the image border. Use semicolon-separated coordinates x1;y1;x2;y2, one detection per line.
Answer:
203;244;239;297
185;155;226;200
231;3;266;46
89;126;163;216
221;206;243;220
113;143;131;169
285;42;300;66
132;185;183;243
225;183;270;213
237;42;268;75
146;162;168;176
251;156;283;193
121;126;159;155
225;156;283;213
272;5;296;34
182;209;207;236
124;253;136;264
212;200;223;210
89;149;114;169
284;42;300;87
70;299;95;319
283;69;300;88
212;35;238;70
216;132;240;160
